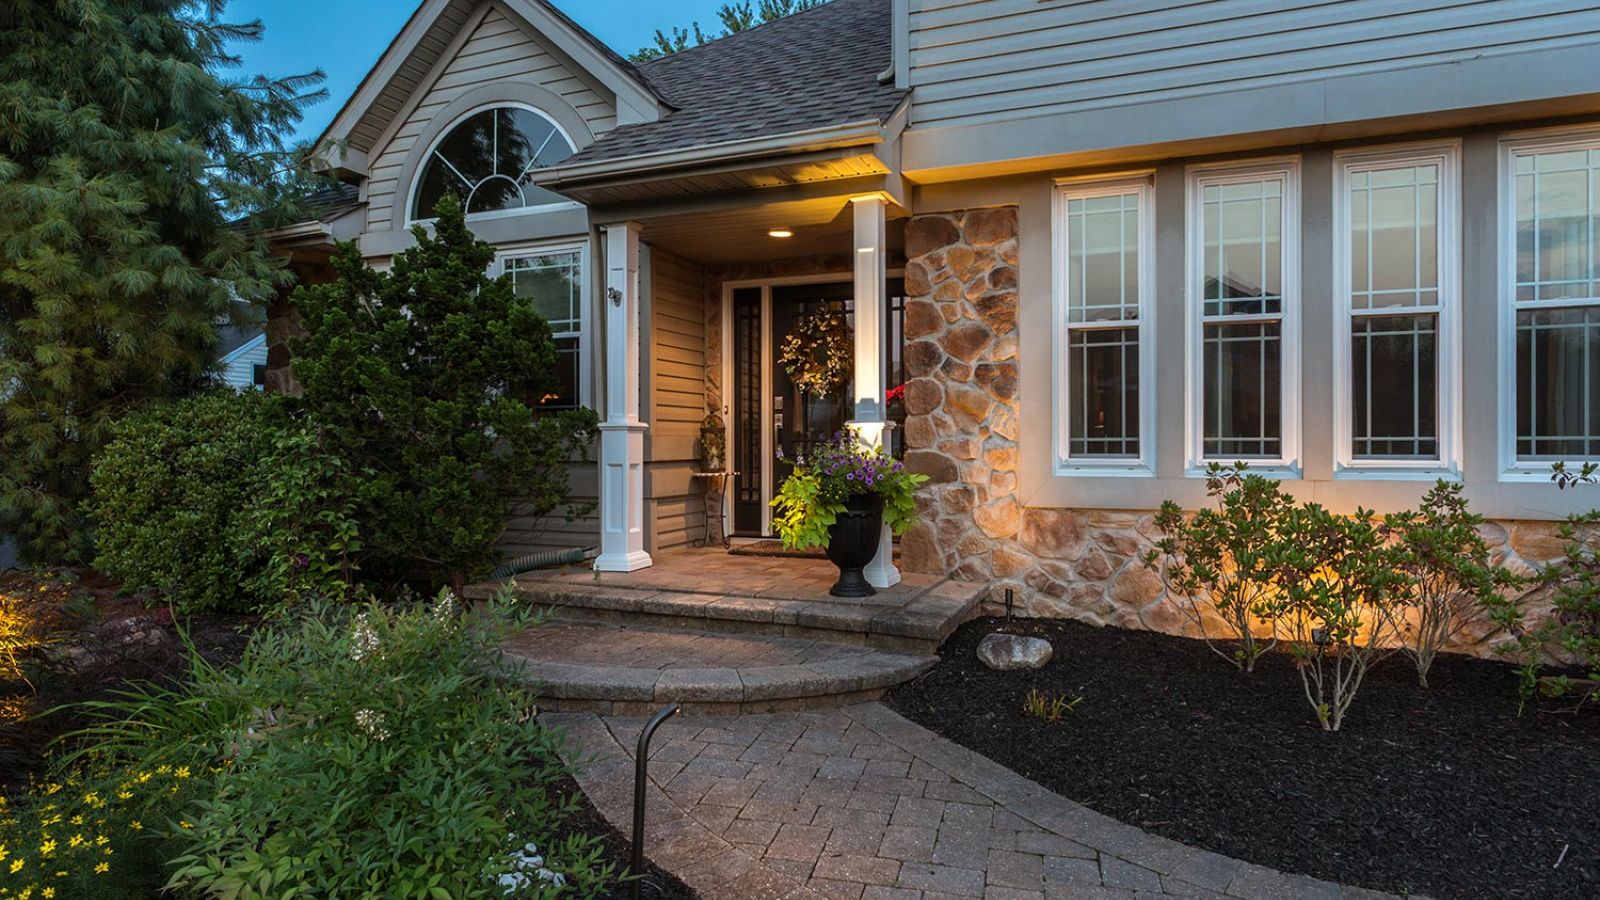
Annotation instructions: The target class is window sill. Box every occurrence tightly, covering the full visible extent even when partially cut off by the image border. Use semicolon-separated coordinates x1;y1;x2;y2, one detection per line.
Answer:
1333;465;1460;482
1184;462;1301;480
1054;461;1155;479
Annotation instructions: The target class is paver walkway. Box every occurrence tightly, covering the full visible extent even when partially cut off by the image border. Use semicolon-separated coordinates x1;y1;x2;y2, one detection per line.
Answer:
551;703;1406;900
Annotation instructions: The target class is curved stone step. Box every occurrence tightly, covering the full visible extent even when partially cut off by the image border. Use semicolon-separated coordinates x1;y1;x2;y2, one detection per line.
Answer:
476;568;986;656
500;621;936;715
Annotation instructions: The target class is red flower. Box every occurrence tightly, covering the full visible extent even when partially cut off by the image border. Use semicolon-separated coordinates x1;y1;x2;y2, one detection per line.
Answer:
886;384;906;403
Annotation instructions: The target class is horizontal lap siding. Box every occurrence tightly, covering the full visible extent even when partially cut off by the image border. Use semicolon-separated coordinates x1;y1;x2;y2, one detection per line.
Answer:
366;7;616;231
908;0;1600;128
499;461;600;556
648;250;709;552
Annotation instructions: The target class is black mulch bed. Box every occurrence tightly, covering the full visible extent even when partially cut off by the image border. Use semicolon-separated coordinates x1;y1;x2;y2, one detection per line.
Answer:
886;616;1599;900
553;774;700;900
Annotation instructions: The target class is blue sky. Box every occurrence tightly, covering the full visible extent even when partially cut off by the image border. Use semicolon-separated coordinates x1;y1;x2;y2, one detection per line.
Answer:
226;0;729;143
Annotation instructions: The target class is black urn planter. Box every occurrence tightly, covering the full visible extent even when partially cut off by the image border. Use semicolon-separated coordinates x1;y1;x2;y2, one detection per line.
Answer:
825;493;884;598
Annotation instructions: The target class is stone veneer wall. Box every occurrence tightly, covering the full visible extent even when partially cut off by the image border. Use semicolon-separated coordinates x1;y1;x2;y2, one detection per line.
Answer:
896;206;1562;658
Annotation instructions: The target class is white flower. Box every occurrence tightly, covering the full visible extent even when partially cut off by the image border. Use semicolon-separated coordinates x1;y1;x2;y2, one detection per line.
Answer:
350;612;380;662
431;590;457;625
354;708;390;742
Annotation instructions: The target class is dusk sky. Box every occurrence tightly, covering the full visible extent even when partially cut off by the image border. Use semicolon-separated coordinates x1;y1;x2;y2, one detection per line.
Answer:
226;0;732;143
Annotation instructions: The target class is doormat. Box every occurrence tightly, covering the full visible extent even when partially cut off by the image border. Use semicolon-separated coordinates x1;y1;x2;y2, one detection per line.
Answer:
727;541;826;559
727;541;902;562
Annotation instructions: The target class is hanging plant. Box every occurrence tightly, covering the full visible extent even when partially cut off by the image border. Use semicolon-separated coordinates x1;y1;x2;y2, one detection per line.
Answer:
779;303;853;396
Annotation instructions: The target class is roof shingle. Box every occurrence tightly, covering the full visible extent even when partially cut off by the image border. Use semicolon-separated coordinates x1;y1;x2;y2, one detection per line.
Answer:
559;0;903;168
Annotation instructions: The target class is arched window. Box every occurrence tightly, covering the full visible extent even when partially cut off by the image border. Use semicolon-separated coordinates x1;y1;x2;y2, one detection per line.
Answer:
411;106;574;220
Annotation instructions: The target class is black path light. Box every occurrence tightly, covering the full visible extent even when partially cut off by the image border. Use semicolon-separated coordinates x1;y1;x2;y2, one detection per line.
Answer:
631;702;680;900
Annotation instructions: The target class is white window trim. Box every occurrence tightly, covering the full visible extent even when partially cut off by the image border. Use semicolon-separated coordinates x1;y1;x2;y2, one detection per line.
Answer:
1498;125;1600;481
493;239;592;409
1331;141;1462;480
1184;157;1302;477
1051;172;1157;477
406;102;583;227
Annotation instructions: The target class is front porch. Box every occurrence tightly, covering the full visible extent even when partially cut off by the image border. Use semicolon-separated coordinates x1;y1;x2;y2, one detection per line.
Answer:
475;547;987;715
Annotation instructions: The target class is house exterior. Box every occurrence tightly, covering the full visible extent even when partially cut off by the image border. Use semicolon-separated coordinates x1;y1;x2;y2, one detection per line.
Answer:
284;0;1600;643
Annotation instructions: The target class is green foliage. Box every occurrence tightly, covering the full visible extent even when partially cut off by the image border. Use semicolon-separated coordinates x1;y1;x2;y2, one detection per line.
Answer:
0;0;327;564
1021;688;1081;724
1384;481;1522;688
1146;463;1293;672
771;433;928;550
1271;504;1410;732
289;198;598;593
88;392;359;613
55;591;615;898
629;0;831;61
1493;463;1600;708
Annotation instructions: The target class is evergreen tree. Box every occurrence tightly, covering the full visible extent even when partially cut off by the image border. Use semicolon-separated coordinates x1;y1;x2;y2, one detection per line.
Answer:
630;0;830;62
289;198;599;595
0;0;324;563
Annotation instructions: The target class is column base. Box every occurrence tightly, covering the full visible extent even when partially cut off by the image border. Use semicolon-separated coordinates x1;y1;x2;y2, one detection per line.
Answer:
865;521;901;589
593;550;654;573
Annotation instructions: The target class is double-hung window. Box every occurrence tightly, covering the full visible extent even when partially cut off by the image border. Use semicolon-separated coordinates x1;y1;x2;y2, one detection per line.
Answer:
1333;144;1460;474
1053;175;1155;475
1503;130;1600;472
1187;161;1300;471
500;245;588;409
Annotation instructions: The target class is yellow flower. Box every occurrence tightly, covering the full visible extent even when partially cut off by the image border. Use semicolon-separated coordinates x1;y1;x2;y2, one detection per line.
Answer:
93;836;107;847
40;888;52;899
67;816;81;827
136;773;151;784
9;857;23;873
94;862;108;875
115;791;131;801
17;887;31;900
0;843;8;861
178;821;192;830
36;841;53;858
128;822;142;832
175;766;190;780
41;785;58;796
64;836;82;850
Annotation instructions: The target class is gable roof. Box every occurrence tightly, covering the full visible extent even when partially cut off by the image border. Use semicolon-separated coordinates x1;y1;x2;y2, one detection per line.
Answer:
553;0;904;172
317;0;668;167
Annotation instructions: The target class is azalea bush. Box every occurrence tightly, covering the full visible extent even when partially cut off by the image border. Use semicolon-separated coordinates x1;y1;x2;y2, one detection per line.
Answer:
1494;462;1600;707
1146;463;1293;673
771;432;928;550
1384;481;1522;687
6;590;616;898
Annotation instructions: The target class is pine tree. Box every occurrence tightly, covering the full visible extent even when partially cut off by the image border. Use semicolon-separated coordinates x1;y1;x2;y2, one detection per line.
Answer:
629;0;830;62
0;0;325;563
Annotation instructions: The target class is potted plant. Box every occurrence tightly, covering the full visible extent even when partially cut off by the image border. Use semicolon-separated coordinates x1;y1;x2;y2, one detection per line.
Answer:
770;433;927;597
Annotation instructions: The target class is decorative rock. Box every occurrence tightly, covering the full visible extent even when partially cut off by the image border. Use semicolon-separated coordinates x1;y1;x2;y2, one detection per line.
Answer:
977;633;1053;670
905;450;959;484
965;207;1019;246
905;215;960;258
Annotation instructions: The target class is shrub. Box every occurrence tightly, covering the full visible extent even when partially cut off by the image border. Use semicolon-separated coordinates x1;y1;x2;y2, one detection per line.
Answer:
290;197;599;593
57;591;614;897
1383;481;1522;687
1146;463;1292;672
1493;462;1600;707
771;432;928;550
1272;504;1409;732
88;392;359;613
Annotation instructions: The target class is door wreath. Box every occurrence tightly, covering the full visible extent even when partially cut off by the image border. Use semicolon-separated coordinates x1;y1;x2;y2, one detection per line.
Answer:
778;303;853;396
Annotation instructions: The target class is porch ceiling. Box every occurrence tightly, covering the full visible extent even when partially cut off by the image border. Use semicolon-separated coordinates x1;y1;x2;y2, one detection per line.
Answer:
637;191;906;265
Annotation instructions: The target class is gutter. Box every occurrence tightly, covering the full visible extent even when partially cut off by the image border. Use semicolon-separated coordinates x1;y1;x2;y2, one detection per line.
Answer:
532;119;888;189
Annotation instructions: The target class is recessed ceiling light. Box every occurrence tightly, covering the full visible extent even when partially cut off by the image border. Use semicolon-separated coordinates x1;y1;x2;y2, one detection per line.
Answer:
768;228;793;238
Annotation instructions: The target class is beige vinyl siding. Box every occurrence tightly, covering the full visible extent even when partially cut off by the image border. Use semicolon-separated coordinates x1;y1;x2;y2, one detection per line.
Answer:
646;250;709;553
498;463;600;557
366;7;617;231
908;0;1600;129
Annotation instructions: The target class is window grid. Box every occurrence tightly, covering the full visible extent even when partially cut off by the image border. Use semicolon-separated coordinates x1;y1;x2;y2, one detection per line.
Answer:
1338;154;1451;468
1056;179;1151;470
1191;166;1295;466
1508;137;1600;466
502;248;584;409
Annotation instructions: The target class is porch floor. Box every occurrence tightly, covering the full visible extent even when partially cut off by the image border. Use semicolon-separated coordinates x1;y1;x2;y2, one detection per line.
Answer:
473;547;988;714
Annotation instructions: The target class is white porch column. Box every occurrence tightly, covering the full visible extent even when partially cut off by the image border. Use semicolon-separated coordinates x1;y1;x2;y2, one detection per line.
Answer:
847;194;901;589
595;222;652;573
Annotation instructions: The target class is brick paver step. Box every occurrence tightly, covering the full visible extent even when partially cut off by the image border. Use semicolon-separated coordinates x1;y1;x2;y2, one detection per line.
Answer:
466;548;988;656
503;621;938;715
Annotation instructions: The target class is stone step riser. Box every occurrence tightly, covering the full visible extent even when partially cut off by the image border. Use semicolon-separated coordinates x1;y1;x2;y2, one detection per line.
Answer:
537;602;943;656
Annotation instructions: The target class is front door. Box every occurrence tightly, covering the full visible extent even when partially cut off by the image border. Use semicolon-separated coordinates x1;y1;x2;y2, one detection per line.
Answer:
729;278;906;538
